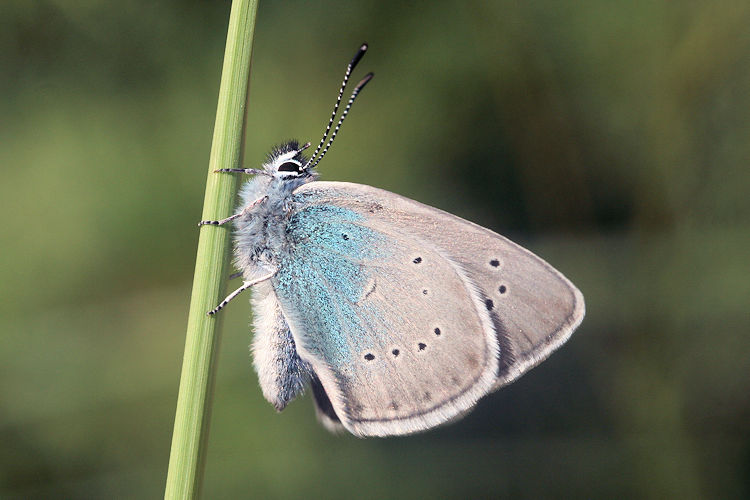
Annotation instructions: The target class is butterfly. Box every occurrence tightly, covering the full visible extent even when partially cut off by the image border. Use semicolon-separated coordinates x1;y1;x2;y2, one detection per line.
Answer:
200;43;585;437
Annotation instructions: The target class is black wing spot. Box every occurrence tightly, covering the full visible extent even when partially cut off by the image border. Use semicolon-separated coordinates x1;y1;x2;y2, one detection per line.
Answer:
499;285;507;294
433;327;441;336
392;349;400;357
418;342;427;351
342;233;349;240
364;353;375;361
485;298;494;310
490;259;501;267
413;256;422;264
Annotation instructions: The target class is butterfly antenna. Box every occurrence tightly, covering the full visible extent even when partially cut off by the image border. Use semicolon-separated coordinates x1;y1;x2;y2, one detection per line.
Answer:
304;43;370;170
307;73;373;170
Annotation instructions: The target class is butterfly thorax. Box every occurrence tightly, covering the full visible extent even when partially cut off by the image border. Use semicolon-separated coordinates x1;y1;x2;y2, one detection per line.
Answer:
232;161;316;276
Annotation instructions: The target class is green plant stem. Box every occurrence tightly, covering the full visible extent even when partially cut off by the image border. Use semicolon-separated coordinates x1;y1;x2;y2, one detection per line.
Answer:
165;1;259;498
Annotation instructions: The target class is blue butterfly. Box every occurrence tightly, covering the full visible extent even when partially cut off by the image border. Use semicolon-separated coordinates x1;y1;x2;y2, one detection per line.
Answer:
200;44;585;437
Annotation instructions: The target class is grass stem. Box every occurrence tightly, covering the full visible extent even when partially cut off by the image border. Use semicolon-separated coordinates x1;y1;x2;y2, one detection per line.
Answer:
165;1;259;498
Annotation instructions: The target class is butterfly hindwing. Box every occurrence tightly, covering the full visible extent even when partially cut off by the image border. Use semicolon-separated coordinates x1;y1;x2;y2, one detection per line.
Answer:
271;181;584;436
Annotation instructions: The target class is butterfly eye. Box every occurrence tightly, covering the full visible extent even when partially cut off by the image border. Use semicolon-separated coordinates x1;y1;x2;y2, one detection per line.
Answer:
277;161;302;173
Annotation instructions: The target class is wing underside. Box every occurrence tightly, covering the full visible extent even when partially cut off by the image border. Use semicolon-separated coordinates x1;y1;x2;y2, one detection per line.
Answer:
272;181;584;436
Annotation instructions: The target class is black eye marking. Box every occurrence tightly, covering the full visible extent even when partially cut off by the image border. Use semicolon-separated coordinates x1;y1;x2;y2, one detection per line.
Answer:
413;257;422;264
392;349;400;357
485;299;494;310
364;353;375;361
499;285;507;294
418;342;427;351
390;401;399;410
433;327;441;336
342;233;349;240
422;289;428;295
490;259;500;267
277;161;301;172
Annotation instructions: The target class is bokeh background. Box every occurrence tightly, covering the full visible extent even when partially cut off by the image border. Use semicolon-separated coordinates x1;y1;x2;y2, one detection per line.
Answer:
2;1;749;498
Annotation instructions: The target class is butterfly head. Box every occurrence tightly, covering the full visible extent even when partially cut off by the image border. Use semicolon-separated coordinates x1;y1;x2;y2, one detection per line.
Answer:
265;141;316;180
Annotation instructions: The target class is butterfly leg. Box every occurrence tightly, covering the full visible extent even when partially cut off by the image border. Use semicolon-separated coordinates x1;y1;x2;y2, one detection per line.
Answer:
197;195;269;227
207;269;276;316
214;168;270;176
197;212;243;227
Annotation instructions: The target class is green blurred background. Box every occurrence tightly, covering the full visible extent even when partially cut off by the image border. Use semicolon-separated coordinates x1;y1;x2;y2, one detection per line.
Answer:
2;1;749;498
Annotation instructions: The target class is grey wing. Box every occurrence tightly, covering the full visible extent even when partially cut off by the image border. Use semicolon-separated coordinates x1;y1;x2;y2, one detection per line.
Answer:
270;194;501;436
294;181;585;392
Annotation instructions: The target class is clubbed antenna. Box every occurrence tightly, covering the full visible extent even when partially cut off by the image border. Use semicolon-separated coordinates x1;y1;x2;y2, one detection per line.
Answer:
303;43;372;170
306;73;373;170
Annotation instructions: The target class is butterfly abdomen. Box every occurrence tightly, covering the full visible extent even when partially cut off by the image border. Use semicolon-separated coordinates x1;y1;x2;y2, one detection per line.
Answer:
250;280;311;410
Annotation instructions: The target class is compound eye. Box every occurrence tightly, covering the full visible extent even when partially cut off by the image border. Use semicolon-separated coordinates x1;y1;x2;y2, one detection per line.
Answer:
277;161;301;172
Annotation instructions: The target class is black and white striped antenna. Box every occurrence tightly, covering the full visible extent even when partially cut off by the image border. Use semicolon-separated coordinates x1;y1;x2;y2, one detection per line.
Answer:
303;43;373;170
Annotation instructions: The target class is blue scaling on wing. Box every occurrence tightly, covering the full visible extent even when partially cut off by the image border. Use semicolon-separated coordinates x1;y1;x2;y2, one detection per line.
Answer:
273;203;389;368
